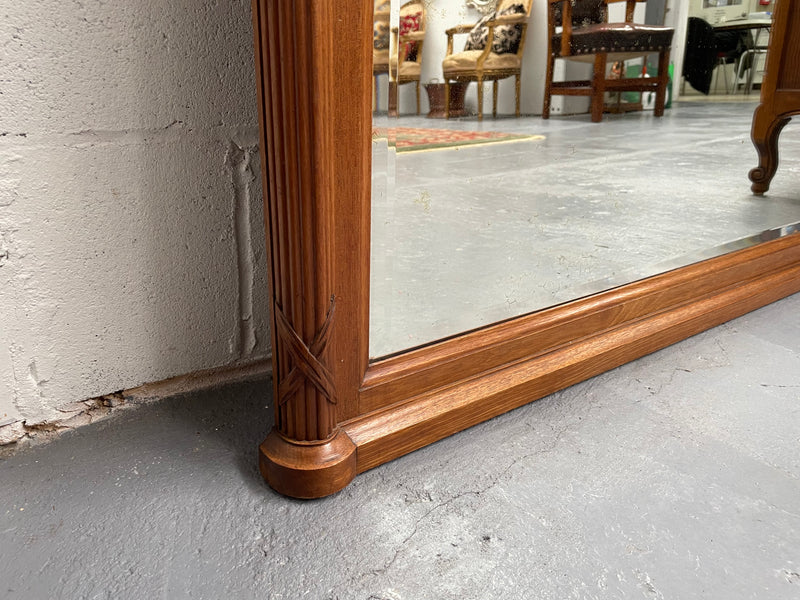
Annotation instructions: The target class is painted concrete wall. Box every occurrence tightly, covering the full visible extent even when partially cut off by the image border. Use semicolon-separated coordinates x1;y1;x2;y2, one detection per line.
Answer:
0;0;269;429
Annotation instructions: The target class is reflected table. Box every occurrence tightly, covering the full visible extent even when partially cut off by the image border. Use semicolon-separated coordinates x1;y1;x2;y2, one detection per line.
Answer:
713;18;771;94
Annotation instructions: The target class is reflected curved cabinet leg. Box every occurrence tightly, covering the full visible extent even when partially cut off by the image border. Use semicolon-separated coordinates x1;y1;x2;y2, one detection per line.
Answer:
749;103;792;195
252;0;357;498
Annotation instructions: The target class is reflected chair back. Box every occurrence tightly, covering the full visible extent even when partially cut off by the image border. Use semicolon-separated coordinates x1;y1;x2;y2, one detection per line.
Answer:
441;0;533;120
543;0;674;123
390;0;427;115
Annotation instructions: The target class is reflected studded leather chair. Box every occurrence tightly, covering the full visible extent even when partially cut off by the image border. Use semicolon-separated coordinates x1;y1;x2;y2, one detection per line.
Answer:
543;0;674;123
442;0;533;120
390;0;427;115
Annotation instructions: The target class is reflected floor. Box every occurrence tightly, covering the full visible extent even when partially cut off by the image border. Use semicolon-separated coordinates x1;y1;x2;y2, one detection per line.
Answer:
370;101;800;359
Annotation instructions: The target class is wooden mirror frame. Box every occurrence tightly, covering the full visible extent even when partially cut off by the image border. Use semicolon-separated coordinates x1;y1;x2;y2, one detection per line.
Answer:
252;0;800;499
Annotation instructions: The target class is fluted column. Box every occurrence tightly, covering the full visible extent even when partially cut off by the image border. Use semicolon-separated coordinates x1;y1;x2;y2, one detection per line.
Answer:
252;0;357;498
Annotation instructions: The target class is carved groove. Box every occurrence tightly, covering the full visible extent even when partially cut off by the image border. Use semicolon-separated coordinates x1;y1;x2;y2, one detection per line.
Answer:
255;0;337;443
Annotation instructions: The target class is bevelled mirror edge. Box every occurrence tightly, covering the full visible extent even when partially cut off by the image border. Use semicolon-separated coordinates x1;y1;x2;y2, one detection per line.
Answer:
254;0;800;499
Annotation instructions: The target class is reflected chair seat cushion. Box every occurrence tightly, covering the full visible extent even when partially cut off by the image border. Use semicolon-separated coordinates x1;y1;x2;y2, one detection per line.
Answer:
373;48;389;73
442;50;521;73
398;60;421;78
390;60;422;78
551;23;674;58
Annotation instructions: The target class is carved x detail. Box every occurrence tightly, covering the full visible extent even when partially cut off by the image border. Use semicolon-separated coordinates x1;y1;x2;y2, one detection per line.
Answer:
275;296;337;407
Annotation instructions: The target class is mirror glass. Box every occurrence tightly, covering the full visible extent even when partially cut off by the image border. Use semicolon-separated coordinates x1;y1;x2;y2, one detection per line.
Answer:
370;0;799;359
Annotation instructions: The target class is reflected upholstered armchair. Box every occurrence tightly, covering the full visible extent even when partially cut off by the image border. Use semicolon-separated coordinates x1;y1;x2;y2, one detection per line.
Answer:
442;0;533;120
390;0;427;115
543;0;674;123
373;0;391;111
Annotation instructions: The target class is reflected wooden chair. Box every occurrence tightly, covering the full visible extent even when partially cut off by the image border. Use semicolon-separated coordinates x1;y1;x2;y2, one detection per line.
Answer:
542;0;674;123
732;28;768;95
442;0;532;120
373;0;391;112
390;0;427;115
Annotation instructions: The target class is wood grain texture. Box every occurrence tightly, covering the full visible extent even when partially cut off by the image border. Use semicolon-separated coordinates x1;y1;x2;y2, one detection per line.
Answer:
259;430;357;499
252;0;365;497
750;0;800;194
360;233;800;413
328;0;373;424
348;234;800;472
252;0;800;498
254;0;337;442
777;2;800;89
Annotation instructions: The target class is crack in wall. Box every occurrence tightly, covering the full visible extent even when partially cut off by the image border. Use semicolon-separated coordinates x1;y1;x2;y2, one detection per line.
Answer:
0;234;9;266
0;128;260;151
226;141;258;358
6;342;23;419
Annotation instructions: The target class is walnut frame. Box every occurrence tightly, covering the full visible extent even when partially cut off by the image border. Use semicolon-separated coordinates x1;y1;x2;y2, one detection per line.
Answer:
252;0;800;499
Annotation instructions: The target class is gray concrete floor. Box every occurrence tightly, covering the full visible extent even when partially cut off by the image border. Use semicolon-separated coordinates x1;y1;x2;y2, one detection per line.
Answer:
370;101;800;357
2;291;799;599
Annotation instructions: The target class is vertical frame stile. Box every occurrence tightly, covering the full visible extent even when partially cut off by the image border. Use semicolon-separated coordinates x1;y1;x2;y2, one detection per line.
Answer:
254;0;357;499
330;0;373;424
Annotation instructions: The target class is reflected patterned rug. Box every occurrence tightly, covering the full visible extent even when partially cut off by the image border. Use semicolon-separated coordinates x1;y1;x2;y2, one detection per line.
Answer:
373;127;544;152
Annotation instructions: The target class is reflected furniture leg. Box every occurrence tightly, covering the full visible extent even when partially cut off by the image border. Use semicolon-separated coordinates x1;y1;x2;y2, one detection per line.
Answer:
542;54;555;119
445;79;451;118
477;76;484;121
388;81;398;117
749;109;791;195
653;49;670;117
492;79;498;119
591;54;607;123
748;0;800;196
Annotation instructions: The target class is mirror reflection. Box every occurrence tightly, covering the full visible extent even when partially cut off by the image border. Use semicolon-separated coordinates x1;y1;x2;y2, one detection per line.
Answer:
370;0;799;359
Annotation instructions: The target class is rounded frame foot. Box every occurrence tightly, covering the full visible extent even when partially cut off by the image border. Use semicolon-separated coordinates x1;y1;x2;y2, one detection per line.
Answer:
259;429;357;499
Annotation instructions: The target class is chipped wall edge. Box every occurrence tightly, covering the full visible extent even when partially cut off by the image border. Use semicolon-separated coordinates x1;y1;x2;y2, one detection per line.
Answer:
0;357;273;454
